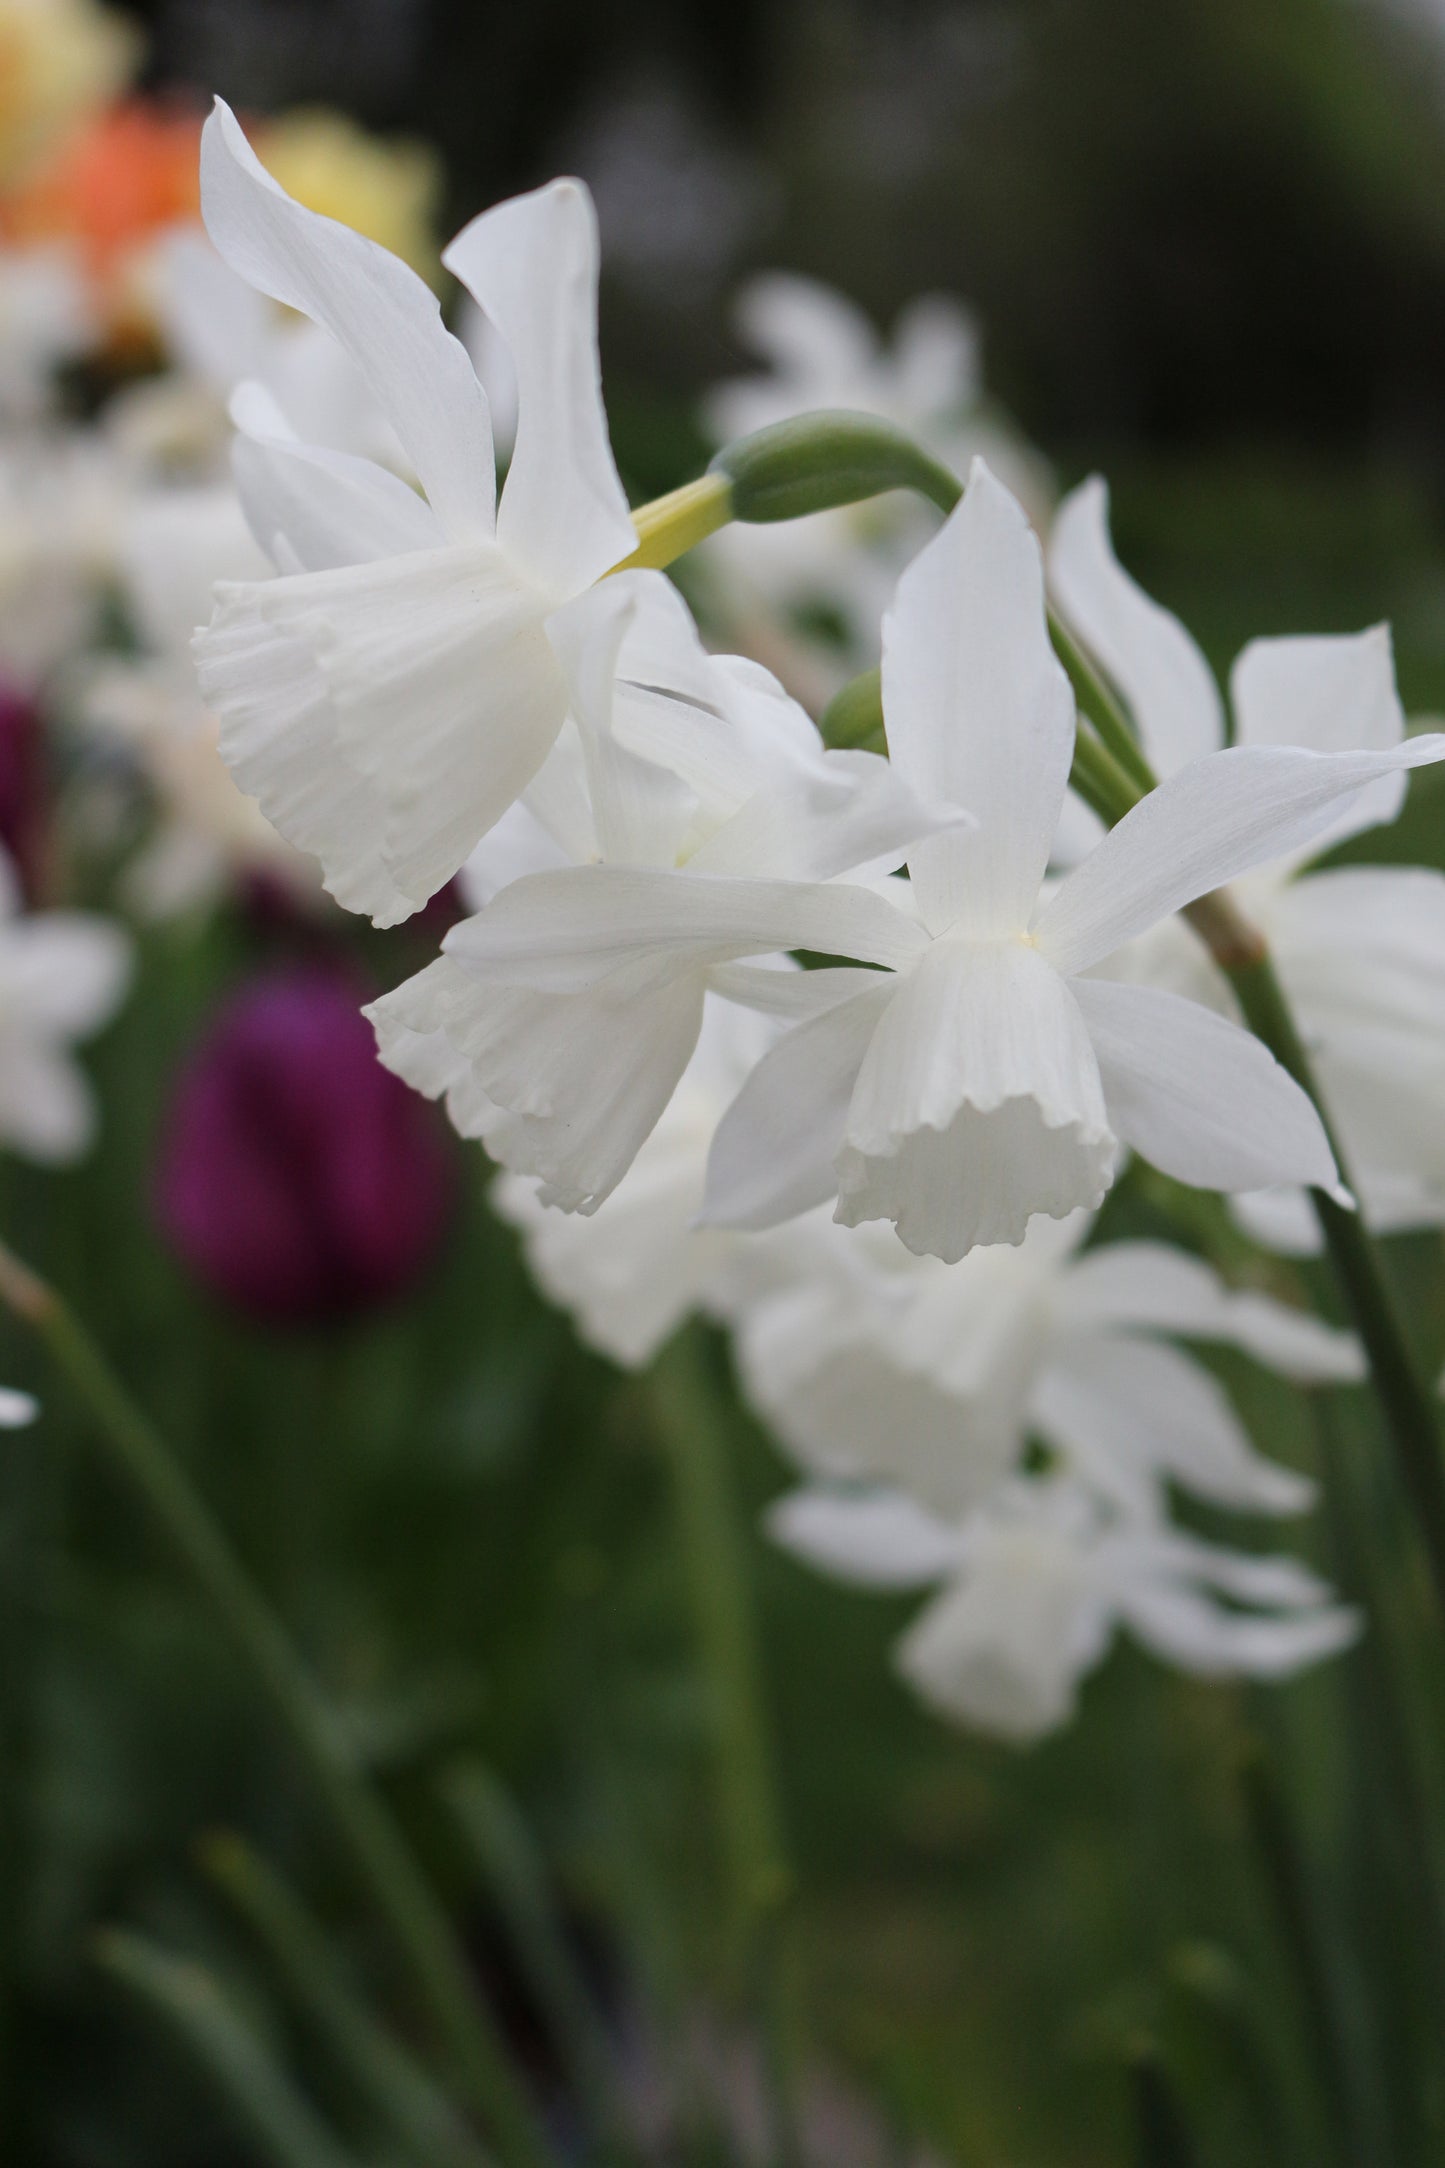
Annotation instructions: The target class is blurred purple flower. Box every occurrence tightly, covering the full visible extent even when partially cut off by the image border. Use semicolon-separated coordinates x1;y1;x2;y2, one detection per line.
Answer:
0;681;46;900
156;963;455;1325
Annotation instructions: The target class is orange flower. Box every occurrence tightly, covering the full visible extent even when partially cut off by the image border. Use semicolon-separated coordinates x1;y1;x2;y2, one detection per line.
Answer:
2;98;201;297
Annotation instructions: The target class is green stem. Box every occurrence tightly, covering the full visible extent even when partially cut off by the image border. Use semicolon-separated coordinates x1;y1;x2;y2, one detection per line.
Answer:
1225;961;1445;1629
818;663;1140;827
1048;608;1157;795
0;1246;554;2168
648;1328;804;2168
200;1833;495;2168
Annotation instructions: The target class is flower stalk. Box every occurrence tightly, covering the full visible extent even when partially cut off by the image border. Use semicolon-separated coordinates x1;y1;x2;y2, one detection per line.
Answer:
648;1327;803;2168
0;1240;554;2168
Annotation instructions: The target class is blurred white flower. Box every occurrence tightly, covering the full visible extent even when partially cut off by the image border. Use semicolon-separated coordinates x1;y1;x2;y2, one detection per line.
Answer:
191;99;642;926
0;844;129;1162
731;1208;1360;1519
697;271;1051;696
82;482;321;917
769;1475;1359;1743
0;1387;37;1426
0;245;94;422
368;568;949;1212
0;429;122;689
696;464;1443;1261
1052;477;1445;1247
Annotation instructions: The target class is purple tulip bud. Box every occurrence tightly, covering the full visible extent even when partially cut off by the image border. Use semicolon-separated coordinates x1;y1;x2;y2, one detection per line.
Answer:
0;681;46;901
156;964;455;1325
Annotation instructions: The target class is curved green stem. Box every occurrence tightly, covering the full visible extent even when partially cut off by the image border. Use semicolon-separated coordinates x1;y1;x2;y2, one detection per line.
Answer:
0;1244;554;2168
649;1328;804;2168
1226;961;1445;1626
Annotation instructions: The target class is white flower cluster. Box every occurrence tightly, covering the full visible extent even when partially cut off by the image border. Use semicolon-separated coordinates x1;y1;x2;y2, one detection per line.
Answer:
185;100;1445;1740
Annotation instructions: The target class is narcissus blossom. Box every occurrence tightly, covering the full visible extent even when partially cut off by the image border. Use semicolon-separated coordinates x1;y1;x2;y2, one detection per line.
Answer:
192;98;643;926
367;570;951;1212
156;963;453;1324
732;1209;1360;1518
0;842;129;1162
691;462;1445;1259
769;1476;1359;1743
1052;477;1445;1247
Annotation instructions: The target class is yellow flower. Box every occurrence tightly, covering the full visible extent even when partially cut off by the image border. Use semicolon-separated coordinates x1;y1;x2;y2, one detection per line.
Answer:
0;0;136;194
254;108;443;283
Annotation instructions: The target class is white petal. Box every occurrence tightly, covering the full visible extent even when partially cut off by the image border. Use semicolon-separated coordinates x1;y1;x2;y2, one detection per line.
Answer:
0;1041;97;1163
837;939;1115;1261
739;1296;1022;1516
895;1540;1107;1741
444;867;928;992
882;459;1074;936
703;273;881;441
1115;1576;1359;1680
1034;1335;1314;1517
1230;627;1405;850
197;545;567;924
1228;1187;1324;1256
546;578;694;867
702;979;893;1230
200;101;493;541
1048;477;1223;773
1054;1241;1362;1380
231;426;444;573
0;1388;37;1428
445;179;635;597
1;916;130;1039
705;961;887;1021
374;955;707;1211
1072;977;1343;1199
765;1486;966;1591
1034;735;1445;977
892;294;981;419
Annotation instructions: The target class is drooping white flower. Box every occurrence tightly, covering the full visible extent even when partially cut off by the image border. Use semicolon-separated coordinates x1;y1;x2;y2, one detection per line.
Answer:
730;1208;1360;1519
191;99;644;927
688;462;1445;1260
769;1475;1359;1743
1051;477;1445;1246
0;846;130;1162
367;569;951;1212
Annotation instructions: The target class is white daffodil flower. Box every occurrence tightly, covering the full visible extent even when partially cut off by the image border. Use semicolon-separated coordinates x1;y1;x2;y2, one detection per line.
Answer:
367;569;953;1212
191;98;643;927
0;846;130;1163
731;1209;1360;1520
768;1476;1359;1743
1052;477;1445;1247
492;994;780;1367
696;461;1445;1261
697;272;1051;701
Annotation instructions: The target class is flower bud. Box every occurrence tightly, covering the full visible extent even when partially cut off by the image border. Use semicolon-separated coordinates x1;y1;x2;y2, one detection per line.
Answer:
156;963;454;1325
708;409;961;525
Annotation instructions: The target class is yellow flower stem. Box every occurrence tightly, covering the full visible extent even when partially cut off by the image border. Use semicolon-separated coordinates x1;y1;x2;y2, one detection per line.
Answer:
615;473;733;572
